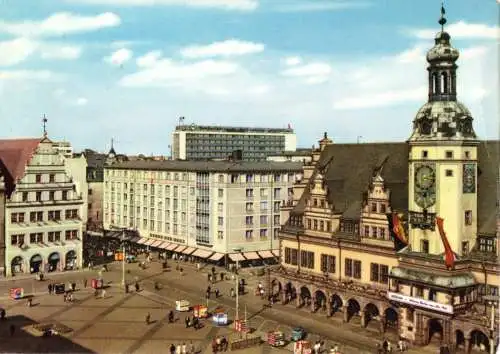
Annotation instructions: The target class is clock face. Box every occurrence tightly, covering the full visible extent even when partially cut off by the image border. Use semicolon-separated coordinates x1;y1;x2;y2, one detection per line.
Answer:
415;165;436;190
414;164;436;209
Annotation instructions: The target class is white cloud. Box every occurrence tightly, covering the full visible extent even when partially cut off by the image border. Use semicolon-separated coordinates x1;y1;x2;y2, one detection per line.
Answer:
180;39;264;59
410;21;499;40
281;62;332;84
461;46;489;59
274;1;370;12
247;84;270;95
64;0;258;10
0;70;57;81
395;45;426;64
75;97;88;105
284;56;301;66
53;88;66;97
0;38;39;66
41;45;82;60
120;59;239;87
136;50;162;67
0;12;121;38
105;48;133;66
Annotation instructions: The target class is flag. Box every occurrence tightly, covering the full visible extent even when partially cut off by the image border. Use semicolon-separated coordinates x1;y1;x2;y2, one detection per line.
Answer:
435;216;456;269
287;123;291;129
386;213;408;251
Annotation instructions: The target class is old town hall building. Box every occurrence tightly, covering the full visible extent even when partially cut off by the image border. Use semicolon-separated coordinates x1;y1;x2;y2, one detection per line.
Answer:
272;7;498;353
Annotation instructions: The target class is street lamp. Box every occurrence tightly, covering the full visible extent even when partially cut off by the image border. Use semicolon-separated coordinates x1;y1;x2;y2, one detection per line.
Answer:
233;247;242;321
120;228;127;287
483;295;499;354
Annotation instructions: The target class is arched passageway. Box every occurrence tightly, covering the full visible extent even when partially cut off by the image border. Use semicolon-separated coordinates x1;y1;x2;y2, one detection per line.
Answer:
346;299;361;322
469;330;489;353
330;294;343;315
364;303;380;326
11;256;24;275
48;252;60;272
299;286;311;308
455;330;465;351
30;254;43;274
283;282;296;304
384;307;399;333
313;290;327;312
65;250;77;270
428;318;443;345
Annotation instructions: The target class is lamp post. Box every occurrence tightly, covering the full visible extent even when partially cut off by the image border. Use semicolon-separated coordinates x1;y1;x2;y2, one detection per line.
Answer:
483;295;499;354
121;228;126;287
233;247;242;321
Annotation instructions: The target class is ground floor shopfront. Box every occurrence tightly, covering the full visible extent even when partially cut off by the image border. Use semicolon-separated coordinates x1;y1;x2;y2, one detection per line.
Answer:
270;268;496;353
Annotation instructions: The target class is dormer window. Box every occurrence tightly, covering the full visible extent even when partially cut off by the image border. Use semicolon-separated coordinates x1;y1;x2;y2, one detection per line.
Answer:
464;151;470;159
422;150;428;158
371;203;377;213
445;151;453;159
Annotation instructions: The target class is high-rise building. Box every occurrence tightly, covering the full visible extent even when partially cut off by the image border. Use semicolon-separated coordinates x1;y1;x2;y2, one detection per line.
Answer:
102;159;301;261
271;6;499;352
171;124;297;161
0;136;86;277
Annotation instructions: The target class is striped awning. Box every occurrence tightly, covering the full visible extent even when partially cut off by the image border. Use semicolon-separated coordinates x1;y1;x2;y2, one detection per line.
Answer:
243;251;260;260
209;252;225;261
166;243;179;251
159;242;171;249
228;253;245;262
181;247;196;255
144;239;155;246
137;238;148;245
151;240;163;248
192;249;213;258
176;246;187;253
257;250;275;259
271;250;279;257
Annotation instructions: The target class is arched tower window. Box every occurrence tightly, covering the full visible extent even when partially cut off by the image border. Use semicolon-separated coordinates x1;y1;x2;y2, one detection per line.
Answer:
441;72;448;94
432;73;438;94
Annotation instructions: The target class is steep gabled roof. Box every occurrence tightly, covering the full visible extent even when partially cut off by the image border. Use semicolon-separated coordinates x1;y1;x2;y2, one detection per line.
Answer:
0;138;40;182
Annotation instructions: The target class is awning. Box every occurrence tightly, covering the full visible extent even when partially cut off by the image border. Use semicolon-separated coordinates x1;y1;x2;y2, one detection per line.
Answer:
209;253;225;261
151;240;163;248
228;253;246;262
166;243;179;251
137;238;148;245
176;246;187;253
271;250;279;257
130;236;141;243
159;242;171;249
243;251;260;260
181;247;196;255
144;239;155;246
192;249;213;258
257;250;275;258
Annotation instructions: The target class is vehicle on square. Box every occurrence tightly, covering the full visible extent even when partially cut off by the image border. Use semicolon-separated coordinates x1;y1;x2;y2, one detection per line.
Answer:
267;330;286;347
291;326;306;341
175;300;190;312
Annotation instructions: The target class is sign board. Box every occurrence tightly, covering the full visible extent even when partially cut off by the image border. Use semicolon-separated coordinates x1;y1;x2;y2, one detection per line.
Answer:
387;291;453;314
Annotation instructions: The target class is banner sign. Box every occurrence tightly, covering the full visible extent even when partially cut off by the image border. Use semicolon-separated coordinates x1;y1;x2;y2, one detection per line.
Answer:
387;291;453;314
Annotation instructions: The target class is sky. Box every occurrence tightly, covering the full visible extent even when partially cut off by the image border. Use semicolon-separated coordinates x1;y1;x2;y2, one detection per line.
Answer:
0;0;498;154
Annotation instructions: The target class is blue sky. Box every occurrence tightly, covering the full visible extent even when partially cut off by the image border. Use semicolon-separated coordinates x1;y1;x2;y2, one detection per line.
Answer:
0;0;498;154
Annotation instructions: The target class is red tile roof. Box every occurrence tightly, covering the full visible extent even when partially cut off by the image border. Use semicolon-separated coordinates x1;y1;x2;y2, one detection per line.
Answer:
0;138;40;182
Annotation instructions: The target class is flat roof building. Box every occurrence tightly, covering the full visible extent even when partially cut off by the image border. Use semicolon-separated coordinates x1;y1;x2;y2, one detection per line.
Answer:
171;124;297;161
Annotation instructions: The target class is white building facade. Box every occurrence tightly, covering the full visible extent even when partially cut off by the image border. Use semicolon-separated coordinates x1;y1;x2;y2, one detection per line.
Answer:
0;137;85;277
172;124;297;161
103;160;301;261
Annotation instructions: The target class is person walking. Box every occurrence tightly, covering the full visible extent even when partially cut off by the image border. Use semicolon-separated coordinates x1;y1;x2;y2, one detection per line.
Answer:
181;342;187;354
83;278;88;288
215;288;219;298
48;284;53;295
1;308;6;320
189;341;195;354
145;312;151;325
176;344;181;354
169;344;176;354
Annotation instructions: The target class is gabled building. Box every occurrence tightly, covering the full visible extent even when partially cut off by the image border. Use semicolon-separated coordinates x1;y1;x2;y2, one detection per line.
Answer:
272;6;499;353
0;136;85;277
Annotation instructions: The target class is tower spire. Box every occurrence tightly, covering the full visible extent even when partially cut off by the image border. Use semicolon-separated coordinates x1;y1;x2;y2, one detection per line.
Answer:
42;114;48;137
438;2;447;32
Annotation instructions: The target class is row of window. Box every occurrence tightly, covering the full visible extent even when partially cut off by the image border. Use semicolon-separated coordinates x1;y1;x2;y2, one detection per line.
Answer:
11;230;79;245
283;247;389;284
31;173;57;184
305;218;332;233
244;228;279;240
420;150;471;160
244;215;280;226
16;190;70;203
11;209;79;223
246;188;284;199
363;225;387;240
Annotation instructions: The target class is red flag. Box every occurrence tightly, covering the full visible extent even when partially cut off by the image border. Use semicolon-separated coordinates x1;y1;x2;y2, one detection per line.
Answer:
435;216;456;269
392;213;408;245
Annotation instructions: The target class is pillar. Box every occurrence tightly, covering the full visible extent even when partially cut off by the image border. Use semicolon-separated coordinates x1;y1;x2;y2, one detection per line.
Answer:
296;294;301;308
361;311;367;328
464;337;470;354
343;307;349;323
327;298;333;317
379;318;386;334
311;296;315;313
281;290;287;305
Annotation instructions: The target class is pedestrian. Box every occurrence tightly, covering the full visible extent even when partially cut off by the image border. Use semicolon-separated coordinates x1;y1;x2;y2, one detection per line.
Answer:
135;282;140;292
63;293;67;302
48;284;53;294
185;316;189;328
208;274;211;282
0;308;5;320
181;342;187;354
146;312;151;324
189;341;195;354
170;343;176;354
215;288;219;298
84;278;88;288
230;288;235;298
72;282;76;291
176;344;181;354
220;272;224;281
206;291;210;300
101;289;106;298
398;339;404;352
211;266;215;275
169;310;174;323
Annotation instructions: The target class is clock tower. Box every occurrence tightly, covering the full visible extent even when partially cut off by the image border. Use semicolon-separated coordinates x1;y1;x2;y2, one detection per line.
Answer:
407;6;479;258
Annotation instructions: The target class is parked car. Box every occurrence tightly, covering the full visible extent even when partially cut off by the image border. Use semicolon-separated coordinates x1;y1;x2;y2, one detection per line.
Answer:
291;326;306;341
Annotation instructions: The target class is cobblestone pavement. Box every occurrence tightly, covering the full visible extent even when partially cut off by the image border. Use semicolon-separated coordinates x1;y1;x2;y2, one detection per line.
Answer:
0;258;442;354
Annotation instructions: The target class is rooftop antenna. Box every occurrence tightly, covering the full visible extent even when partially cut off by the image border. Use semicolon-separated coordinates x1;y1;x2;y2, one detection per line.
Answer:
42;114;48;137
438;1;447;32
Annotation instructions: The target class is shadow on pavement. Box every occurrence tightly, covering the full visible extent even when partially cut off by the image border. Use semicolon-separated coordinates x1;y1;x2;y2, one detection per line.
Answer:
0;315;94;353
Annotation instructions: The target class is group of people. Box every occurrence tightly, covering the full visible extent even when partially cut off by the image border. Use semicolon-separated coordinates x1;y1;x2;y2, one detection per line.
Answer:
376;338;408;353
169;342;196;354
184;315;202;330
211;336;229;353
